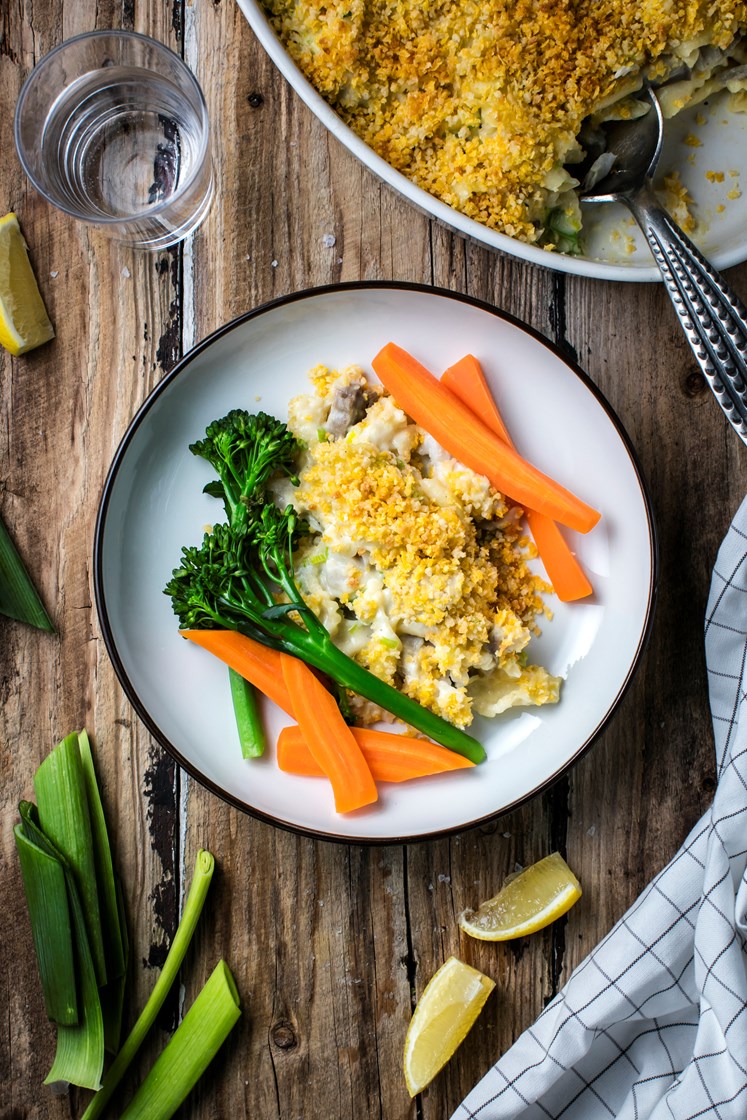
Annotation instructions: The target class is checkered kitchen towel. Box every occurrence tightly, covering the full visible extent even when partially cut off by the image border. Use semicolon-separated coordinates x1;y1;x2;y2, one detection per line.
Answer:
454;497;747;1120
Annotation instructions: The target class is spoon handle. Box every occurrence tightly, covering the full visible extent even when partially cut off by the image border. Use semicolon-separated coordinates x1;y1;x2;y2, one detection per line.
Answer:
626;181;747;444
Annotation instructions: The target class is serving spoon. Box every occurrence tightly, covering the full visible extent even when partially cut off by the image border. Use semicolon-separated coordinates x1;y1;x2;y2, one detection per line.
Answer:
580;85;747;444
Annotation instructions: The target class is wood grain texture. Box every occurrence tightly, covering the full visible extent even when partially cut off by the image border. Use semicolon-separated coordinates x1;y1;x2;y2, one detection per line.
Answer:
3;2;747;1118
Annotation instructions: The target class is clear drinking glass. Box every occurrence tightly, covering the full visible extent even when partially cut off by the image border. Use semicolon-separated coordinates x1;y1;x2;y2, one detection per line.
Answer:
14;31;213;250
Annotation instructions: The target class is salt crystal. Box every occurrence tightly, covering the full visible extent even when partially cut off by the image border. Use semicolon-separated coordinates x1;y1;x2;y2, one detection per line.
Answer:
121;266;131;279
322;233;336;248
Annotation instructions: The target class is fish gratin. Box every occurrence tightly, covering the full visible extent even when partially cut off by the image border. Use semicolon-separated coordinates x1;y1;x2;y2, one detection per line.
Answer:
274;364;560;730
262;0;747;249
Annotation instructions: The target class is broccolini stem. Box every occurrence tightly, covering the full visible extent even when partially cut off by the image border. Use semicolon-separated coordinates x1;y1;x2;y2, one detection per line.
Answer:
204;576;485;760
259;623;486;763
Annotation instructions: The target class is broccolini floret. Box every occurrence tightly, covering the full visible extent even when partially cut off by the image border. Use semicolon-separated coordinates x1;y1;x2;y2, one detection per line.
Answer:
189;409;301;529
167;410;485;763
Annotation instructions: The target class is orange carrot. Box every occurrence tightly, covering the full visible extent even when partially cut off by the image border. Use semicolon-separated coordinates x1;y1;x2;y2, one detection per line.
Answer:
181;629;295;716
372;343;600;534
522;514;593;601
442;355;593;601
277;724;475;782
442;353;512;442
281;653;378;813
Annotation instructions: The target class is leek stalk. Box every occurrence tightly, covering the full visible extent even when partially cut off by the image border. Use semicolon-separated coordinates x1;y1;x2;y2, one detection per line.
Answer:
119;961;241;1120
17;801;104;1090
34;732;107;985
16;731;125;1088
78;730;126;981
80;849;215;1120
100;880;129;1054
14;824;77;1025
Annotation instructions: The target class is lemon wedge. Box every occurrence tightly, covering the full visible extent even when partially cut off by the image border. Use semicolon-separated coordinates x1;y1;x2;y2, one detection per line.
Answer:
403;956;495;1097
458;851;582;941
0;213;55;356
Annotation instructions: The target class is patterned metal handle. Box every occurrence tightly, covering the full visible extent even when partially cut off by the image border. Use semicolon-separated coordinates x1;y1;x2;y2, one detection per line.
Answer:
627;181;747;444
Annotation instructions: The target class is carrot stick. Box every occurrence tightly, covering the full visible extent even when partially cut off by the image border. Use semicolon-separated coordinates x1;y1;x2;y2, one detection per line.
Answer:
521;514;592;601
442;353;512;442
181;630;294;717
281;653;378;813
372;343;600;534
442;355;593;601
277;724;475;782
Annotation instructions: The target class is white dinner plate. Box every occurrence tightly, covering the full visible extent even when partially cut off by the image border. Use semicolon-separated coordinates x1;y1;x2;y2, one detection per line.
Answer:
238;0;747;282
94;283;656;843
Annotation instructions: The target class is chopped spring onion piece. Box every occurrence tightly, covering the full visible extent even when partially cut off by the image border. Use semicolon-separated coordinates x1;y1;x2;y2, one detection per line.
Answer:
228;667;266;758
80;850;215;1120
0;511;54;631
119;961;241;1120
18;801;105;1090
14;823;77;1025
78;730;126;981
34;732;107;986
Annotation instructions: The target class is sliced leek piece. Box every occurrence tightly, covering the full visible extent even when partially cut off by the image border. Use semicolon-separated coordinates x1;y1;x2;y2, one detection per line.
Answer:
34;732;107;985
0;511;54;631
78;730;126;981
120;961;241;1120
18;801;104;1091
14;821;77;1025
101;879;129;1055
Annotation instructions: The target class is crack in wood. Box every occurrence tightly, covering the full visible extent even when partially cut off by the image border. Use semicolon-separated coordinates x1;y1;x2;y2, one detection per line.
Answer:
155;248;183;375
121;0;135;31
142;747;181;1030
548;774;571;1000
172;0;183;41
549;274;579;366
0;28;19;66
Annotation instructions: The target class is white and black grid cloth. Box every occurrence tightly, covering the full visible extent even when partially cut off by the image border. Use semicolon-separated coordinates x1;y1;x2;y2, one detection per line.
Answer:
453;498;747;1120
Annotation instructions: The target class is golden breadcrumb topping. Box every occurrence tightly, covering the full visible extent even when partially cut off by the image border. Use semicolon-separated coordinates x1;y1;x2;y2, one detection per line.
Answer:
263;0;747;242
278;365;559;729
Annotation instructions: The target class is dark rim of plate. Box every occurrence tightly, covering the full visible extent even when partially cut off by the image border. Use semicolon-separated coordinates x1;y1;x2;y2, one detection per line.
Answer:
93;279;659;846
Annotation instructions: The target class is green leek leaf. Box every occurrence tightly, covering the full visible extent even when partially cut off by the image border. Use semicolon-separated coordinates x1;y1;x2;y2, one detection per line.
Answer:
0;511;54;631
34;732;107;986
119;960;241;1120
229;667;266;758
80;850;215;1120
101;878;129;1054
14;822;77;1025
77;730;126;981
18;801;104;1090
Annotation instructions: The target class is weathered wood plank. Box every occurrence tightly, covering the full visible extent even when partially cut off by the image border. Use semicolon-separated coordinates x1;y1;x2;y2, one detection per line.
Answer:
4;0;747;1117
0;3;188;1115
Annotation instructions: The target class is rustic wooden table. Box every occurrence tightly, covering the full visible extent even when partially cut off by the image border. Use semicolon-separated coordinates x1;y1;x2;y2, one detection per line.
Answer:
3;5;747;1119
